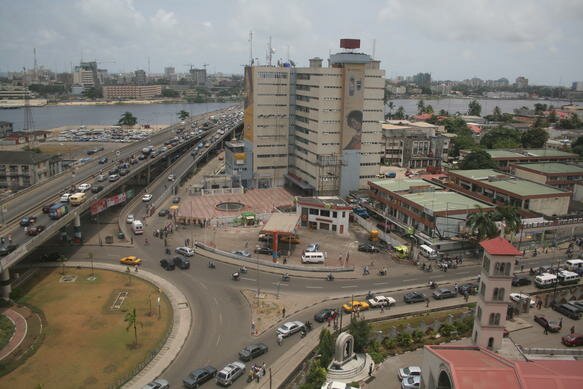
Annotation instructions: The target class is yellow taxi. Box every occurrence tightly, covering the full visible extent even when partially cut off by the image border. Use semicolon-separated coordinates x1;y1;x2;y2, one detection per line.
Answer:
120;256;142;266
342;300;370;313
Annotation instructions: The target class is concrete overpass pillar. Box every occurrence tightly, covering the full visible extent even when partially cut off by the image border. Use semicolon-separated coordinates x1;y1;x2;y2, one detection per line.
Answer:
73;213;82;242
147;165;151;184
0;268;11;300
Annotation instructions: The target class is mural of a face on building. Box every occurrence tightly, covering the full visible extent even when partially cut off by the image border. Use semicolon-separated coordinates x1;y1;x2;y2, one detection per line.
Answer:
344;109;363;150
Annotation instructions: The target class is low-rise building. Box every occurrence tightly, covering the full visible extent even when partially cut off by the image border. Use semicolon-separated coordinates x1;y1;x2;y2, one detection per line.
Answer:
0;121;13;138
367;178;495;240
102;85;162;99
381;120;449;169
0;151;63;190
296;196;352;235
459;148;578;172
510;162;583;192
448;169;570;216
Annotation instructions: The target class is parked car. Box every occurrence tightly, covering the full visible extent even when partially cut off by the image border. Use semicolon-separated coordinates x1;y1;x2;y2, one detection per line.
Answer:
509;293;535;307
512;276;532;287
142;194;153;202
358;243;380;253
0;244;18;256
173;256;190;269
342;301;370;313
175;246;194;257
398;366;421;380
141;378;169;389
458;283;478;295
314;308;337;323
183;366;217;388
254;246;273;255
232;250;251;257
126;214;135;224
432;288;457;300
160;259;175;271
27;225;46;236
368;295;396;308
238;342;268;361
120;256;142;266
404;292;426;304
533;314;561;332
401;375;421;389
98;157;108;164
562;333;583;347
168;174;175;181
216;361;245;386
158;209;169;217
276;321;305;337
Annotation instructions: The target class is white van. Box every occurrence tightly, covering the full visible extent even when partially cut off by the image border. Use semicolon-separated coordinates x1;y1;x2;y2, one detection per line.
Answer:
301;251;326;264
131;220;144;235
69;192;87;206
566;259;583;273
419;244;438;259
535;273;558;289
558;270;580;285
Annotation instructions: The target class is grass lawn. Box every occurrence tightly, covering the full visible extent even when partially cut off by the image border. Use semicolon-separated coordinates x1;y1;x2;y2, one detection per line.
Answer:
0;314;15;351
0;268;172;388
370;307;470;333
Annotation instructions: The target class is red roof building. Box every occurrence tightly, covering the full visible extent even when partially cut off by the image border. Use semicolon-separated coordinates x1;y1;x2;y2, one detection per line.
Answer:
479;237;522;256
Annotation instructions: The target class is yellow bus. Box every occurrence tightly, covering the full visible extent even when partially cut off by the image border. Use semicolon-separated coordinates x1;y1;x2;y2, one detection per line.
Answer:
69;192;87;206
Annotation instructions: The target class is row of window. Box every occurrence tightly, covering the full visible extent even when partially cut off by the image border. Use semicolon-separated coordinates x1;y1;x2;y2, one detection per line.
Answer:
256;165;288;170
257;72;288;79
476;307;502;326
257;154;288;158
307;208;346;218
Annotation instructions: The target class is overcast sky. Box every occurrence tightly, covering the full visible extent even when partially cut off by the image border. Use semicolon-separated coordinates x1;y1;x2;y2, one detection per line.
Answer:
1;0;582;85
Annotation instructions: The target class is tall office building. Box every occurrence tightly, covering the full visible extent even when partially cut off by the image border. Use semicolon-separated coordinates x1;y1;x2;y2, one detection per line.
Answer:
239;39;385;196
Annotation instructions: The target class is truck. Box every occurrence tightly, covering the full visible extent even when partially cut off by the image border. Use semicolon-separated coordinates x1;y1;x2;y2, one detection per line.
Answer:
49;203;69;220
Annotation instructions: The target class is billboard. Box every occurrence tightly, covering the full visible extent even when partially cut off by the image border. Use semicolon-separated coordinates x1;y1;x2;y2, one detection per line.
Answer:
90;191;128;216
243;66;254;142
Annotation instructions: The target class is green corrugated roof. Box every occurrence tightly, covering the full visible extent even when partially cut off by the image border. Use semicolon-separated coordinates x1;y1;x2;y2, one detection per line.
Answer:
453;169;568;196
370;179;441;192
485;148;577;159
400;191;493;213
515;163;583;174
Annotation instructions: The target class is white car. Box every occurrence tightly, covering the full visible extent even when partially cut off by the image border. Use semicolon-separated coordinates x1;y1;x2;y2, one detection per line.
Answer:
175;246;194;257
401;375;420;389
126;214;135;224
368;295;397;308
168;174;175;181
276;321;304;338
398;366;421;380
77;183;92;192
60;193;71;202
321;381;355;389
509;293;535;307
142;194;153;202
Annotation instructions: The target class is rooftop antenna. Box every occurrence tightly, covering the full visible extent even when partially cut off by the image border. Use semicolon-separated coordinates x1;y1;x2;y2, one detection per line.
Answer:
248;30;253;66
372;39;376;58
287;45;290;63
266;36;275;66
33;48;38;81
147;56;150;74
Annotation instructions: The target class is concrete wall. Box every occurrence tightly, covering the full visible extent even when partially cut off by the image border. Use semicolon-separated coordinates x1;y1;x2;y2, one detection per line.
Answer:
513;169;546;185
529;196;569;216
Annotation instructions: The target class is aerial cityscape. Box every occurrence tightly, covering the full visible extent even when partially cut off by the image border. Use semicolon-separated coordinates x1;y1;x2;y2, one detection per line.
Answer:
1;1;583;389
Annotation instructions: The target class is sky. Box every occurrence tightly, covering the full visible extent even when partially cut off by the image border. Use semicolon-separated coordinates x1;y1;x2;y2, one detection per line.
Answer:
0;0;582;85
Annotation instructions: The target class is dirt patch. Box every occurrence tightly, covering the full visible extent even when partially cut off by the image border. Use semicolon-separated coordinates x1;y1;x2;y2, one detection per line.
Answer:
0;268;172;388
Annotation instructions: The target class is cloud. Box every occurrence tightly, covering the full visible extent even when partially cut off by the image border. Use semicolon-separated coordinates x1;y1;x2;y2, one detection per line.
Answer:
150;9;177;28
202;21;212;28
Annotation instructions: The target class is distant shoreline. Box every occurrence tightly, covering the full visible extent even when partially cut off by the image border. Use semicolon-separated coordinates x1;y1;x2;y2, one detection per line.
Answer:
49;98;241;107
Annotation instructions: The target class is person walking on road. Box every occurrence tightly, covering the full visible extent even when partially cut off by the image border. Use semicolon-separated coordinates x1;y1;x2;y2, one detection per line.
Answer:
571;326;575;335
426;298;430;308
277;334;283;346
282;307;286;318
369;363;373;377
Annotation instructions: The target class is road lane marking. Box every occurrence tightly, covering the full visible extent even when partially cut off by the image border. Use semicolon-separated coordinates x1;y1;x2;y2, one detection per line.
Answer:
373;282;388;286
213;297;218;306
199;282;208;290
216;335;221;346
219;313;223;325
341;285;357;289
403;279;417;282
305;286;323;289
241;277;255;281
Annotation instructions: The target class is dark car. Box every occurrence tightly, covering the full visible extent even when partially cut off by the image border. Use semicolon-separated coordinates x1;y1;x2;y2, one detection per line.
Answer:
0;244;18;256
238;342;268;361
254;245;272;255
562;333;583;347
173;256;190;270
172;196;181;204
534;314;561;332
160;259;175;271
314;308;336;323
552;302;582;320
20;216;36;227
433;288;457;300
512;276;532;287
27;225;46;236
138;154;146;160
404;291;426;304
458;283;478;295
158;209;169;217
119;168;129;176
91;185;104;193
183;366;217;389
98;157;108;164
108;168;119;175
358;243;380;253
42;203;55;213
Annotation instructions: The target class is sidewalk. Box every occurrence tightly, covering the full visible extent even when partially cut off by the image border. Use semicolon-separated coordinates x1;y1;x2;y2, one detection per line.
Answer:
34;261;191;389
0;307;28;361
245;291;476;388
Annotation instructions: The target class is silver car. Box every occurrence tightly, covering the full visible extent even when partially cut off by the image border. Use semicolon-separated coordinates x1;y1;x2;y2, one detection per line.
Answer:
216;361;245;386
276;321;304;337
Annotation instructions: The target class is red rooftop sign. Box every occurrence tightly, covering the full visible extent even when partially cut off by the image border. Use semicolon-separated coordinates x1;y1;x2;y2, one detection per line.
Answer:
340;39;360;49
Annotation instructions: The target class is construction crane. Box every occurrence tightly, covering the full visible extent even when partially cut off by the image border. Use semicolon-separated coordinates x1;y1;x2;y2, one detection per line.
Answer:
184;64;196;71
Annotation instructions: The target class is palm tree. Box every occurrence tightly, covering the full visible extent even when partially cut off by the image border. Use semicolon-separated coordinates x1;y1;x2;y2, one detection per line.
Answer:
494;205;521;239
125;307;142;346
177;110;190;121
466;207;498;241
118;112;137;127
386;101;395;120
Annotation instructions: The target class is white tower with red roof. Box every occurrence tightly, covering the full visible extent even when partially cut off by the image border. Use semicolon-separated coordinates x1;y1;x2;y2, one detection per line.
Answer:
473;237;520;351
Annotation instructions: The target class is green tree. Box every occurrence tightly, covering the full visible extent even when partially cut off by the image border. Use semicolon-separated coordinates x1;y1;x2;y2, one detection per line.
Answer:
494;205;521;237
571;136;583;156
161;88;179;97
534;103;548;116
124;307;142;345
425;104;434;114
521;127;549;148
548;110;558;123
480;126;522;149
451;133;478;157
468;99;482;116
318;328;335;368
82;87;101;99
492;106;502;121
459;150;497;170
466;207;498;241
393;106;406;120
302;360;327;389
385;101;395;120
348;317;371;353
438;109;449;116
441;116;469;134
177;110;190;121
118;112;137;127
417;99;426;115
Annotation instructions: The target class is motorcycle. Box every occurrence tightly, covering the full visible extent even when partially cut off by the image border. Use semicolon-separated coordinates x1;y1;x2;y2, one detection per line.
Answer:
429;281;437;289
304;321;312;332
281;273;290;282
208;261;216;269
165;248;171;255
378;269;387;276
326;273;335;281
240;267;248;274
232;272;240;281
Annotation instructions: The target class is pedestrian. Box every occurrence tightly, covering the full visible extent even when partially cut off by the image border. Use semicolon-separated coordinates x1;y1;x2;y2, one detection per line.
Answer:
251;321;256;335
380;303;384;313
145;238;149;245
426;298;430;308
369;363;373;377
559;318;563;329
544;325;548;335
282;307;286;318
464;291;469;302
277;334;283;346
339;254;343;265
571;325;575;335
0;237;4;245
521;264;524;272
7;234;11;243
262;362;266;376
130;236;134;244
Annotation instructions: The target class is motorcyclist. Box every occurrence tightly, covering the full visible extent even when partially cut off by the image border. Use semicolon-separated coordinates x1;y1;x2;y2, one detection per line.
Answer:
241;265;247;273
208;260;215;268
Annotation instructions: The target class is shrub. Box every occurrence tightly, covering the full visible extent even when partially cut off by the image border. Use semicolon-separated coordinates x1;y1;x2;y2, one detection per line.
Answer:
397;333;413;348
383;337;396;349
439;323;457;338
412;330;424;343
369;350;385;364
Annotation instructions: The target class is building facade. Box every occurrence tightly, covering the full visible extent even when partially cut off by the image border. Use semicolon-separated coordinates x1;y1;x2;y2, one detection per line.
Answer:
0;151;63;190
0;121;13;138
448;169;571;216
102;85;162;99
296;196;352;235
510;162;583;192
381;120;449;169
243;39;385;196
190;68;207;86
459;148;578;172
